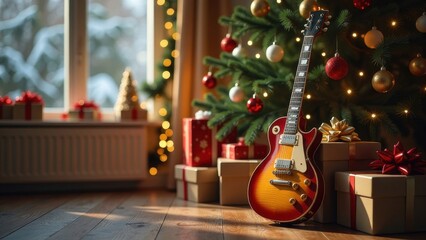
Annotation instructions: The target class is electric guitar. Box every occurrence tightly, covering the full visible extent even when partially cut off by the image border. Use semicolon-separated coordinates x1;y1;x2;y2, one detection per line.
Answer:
247;10;330;224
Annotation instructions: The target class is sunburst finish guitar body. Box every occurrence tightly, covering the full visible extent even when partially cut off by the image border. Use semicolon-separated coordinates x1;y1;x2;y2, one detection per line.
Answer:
247;10;330;224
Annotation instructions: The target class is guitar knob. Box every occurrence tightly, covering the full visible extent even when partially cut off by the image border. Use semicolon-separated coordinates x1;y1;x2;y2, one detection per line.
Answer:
292;183;299;190
304;179;311;186
324;21;330;26
300;194;308;201
289;198;297;205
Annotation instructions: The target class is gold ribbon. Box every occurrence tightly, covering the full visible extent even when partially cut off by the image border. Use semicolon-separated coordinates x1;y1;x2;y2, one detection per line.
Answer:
319;117;361;142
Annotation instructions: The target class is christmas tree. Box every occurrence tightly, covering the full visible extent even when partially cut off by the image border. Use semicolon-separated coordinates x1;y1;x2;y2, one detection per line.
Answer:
193;0;426;152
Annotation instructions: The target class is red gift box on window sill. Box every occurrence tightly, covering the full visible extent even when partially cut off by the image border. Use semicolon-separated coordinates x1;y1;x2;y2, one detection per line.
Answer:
221;138;268;160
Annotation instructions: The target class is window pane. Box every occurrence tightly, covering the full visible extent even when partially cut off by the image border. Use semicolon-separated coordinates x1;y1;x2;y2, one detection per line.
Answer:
88;0;147;108
0;0;65;108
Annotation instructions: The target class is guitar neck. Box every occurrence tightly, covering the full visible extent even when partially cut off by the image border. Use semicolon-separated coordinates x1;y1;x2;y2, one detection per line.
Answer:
284;36;314;135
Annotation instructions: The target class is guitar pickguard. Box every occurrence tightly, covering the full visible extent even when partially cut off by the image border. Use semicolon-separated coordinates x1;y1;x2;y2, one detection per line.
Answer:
287;132;307;173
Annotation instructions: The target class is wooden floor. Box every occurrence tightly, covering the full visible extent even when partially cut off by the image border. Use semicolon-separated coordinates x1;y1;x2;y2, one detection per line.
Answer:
1;190;425;240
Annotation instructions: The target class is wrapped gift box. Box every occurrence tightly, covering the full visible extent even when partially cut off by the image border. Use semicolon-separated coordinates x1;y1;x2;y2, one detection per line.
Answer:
0;96;13;120
218;158;261;205
313;141;381;223
221;138;268;160
68;109;100;121
182;118;237;167
117;108;147;121
13;103;43;120
335;171;426;235
175;164;219;203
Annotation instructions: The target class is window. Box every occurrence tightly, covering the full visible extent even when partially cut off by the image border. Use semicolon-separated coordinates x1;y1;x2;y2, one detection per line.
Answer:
0;0;149;115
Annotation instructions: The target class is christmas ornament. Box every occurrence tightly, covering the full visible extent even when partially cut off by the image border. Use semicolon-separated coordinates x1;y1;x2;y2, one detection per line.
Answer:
247;94;263;113
202;71;217;89
353;0;372;10
416;12;426;33
299;0;319;19
220;34;238;53
364;27;384;49
229;83;245;102
232;44;247;57
319;117;361;142
369;141;426;175
250;0;270;17
266;42;284;62
325;52;349;80
409;54;426;76
371;67;395;93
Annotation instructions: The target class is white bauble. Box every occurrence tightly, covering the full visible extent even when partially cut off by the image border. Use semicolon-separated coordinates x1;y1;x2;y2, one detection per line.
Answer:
229;84;245;102
232;44;247;57
266;43;284;62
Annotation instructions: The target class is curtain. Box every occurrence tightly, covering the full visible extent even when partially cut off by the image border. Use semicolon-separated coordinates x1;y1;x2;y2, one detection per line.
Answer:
167;0;232;189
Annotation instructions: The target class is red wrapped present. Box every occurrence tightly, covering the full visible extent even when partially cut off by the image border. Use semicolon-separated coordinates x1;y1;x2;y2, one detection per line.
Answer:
174;164;218;203
221;137;268;160
182;111;237;167
13;91;43;120
69;100;101;120
0;96;13;120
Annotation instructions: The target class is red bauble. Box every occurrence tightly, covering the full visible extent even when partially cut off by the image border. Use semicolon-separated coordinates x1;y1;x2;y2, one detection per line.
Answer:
353;0;372;10
325;53;349;81
220;34;238;53
246;95;263;113
202;72;217;89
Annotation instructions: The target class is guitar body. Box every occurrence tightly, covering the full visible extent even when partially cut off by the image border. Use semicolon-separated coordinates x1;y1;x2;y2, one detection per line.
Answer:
247;116;324;223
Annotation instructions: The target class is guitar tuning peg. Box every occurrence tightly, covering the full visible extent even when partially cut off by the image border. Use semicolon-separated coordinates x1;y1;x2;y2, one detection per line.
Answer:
322;27;328;32
304;24;308;27
328;15;332;19
301;30;305;34
324;21;330;26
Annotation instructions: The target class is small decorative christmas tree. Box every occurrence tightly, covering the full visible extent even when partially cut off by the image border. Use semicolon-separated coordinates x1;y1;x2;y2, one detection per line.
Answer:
114;68;146;121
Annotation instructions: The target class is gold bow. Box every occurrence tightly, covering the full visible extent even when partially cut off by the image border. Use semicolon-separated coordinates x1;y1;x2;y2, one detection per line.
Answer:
319;117;361;142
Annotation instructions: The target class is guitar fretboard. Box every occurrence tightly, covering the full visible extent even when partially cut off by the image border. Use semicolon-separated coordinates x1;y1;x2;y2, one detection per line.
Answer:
284;36;314;135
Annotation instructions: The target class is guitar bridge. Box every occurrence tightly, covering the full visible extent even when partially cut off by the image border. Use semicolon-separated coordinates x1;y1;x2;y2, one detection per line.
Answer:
273;159;293;176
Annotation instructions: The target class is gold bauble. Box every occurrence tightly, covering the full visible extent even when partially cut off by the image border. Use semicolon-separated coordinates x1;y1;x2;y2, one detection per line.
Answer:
416;12;426;33
372;67;395;93
299;0;319;19
250;0;270;17
364;27;384;49
409;54;426;76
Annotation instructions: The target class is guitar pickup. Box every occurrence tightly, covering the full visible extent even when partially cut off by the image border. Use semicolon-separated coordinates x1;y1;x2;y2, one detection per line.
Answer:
279;134;298;146
274;159;293;170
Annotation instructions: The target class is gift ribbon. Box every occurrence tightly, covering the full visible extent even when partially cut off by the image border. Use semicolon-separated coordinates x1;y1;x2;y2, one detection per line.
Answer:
182;167;188;201
16;91;43;120
74;100;99;120
131;107;138;120
349;174;356;229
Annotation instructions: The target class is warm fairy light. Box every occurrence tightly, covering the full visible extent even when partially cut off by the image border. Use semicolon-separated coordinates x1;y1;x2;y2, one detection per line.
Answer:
157;148;164;155
306;94;311;99
321;52;326;57
140;102;147;109
159;134;167;141
263;92;268;97
162;71;171;79
352;32;358;38
157;0;165;6
162;121;170;129
404;109;409;114
306;114;311;119
358;71;364;77
255;53;261;58
347;89;352;95
149;167;158;176
166;8;175;16
165;129;173;137
296;37;301;42
159;140;167;148
164;21;173;30
160;154;168;162
160;39;168;47
247;40;253;46
276;0;282;3
391;20;397;27
167;140;174;148
163;58;172;67
167;146;175;152
171;50;179;58
172;32;180;40
371;113;377;119
159;107;167;116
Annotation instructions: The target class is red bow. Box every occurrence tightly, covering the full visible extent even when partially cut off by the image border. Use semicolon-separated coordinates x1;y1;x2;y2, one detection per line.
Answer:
0;96;13;105
369;141;426;175
73;100;99;110
15;91;43;104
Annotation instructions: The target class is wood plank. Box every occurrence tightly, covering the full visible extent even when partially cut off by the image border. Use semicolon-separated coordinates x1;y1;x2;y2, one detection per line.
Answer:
2;192;108;240
81;190;175;240
46;192;131;240
0;194;70;238
155;198;223;240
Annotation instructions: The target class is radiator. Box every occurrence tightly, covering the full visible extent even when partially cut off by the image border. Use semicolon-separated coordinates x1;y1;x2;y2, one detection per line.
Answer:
0;122;148;183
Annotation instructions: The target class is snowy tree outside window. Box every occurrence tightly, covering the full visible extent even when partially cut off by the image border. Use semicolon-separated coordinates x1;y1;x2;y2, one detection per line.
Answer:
0;0;147;108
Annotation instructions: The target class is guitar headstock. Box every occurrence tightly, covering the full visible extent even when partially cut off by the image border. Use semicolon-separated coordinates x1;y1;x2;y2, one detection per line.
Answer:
303;10;331;37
